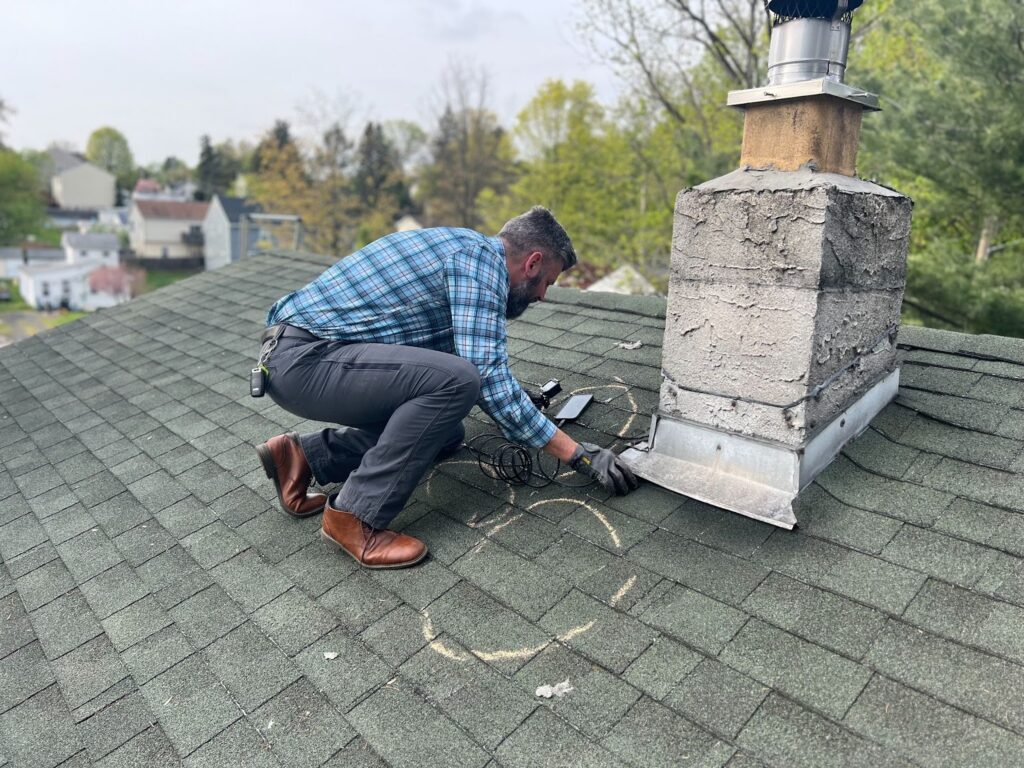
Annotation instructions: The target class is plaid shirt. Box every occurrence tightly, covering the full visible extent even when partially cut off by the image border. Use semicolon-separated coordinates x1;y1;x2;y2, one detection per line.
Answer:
266;227;557;449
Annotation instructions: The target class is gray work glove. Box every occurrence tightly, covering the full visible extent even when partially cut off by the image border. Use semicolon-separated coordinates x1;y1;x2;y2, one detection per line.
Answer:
569;442;640;495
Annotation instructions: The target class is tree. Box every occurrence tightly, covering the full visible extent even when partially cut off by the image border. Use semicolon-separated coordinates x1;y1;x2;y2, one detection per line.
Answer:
85;126;136;189
252;120;294;173
0;150;45;245
852;0;1024;334
195;136;241;200
0;98;11;149
480;80;672;280
417;63;515;228
353;122;411;242
580;0;766;133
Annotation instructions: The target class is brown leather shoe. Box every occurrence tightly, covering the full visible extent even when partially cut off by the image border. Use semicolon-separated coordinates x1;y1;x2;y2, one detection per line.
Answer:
256;433;327;518
320;501;427;569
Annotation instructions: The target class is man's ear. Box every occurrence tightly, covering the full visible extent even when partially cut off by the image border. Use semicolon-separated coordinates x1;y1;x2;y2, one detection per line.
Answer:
524;250;544;276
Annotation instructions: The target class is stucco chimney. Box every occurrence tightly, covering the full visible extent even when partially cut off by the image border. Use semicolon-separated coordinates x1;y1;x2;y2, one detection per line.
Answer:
620;0;911;529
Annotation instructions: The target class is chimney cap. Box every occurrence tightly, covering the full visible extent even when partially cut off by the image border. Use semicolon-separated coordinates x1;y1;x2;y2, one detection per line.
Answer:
766;0;863;18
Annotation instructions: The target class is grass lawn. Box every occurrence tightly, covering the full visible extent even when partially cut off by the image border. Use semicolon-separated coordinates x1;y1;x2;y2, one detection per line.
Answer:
0;279;31;313
42;311;87;329
140;268;201;294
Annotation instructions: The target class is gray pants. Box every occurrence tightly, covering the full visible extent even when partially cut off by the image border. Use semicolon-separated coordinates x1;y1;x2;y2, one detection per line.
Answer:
265;336;481;528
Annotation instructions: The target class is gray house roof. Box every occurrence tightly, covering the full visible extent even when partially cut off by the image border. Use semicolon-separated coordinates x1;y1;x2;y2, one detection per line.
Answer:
214;195;262;224
61;233;120;252
1;249;1023;766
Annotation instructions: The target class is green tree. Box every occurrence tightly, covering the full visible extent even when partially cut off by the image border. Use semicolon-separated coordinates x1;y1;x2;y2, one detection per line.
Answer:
0;150;45;244
353;122;411;242
85;126;136;188
0;98;11;149
417;64;515;228
853;0;1024;334
195;136;241;200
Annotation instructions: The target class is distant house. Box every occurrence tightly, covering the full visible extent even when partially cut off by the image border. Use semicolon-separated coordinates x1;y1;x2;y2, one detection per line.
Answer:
395;215;423;232
61;232;119;267
18;260;128;311
130;199;209;260
0;245;64;279
585;265;658;296
46;208;99;232
47;148;116;210
132;178;162;199
202;195;263;271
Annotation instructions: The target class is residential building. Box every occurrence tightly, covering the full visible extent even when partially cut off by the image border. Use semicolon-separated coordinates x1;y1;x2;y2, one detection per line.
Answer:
48;148;116;210
395;214;423;232
0;245;64;279
202;195;262;271
17;259;127;311
61;232;119;267
129;199;209;259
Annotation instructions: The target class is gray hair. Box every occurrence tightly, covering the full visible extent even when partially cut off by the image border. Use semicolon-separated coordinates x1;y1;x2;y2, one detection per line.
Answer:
498;206;577;271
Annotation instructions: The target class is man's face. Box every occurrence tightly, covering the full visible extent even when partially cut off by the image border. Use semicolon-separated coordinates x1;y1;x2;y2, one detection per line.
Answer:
506;256;560;320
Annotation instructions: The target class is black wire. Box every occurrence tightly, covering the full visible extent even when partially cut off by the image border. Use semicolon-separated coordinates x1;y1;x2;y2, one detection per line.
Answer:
464;433;594;489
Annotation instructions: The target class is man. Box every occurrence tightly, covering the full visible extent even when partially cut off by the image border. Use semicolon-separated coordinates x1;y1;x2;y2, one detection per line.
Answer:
255;206;639;569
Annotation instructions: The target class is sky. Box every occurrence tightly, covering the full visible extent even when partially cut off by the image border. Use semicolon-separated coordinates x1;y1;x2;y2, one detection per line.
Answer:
1;0;622;166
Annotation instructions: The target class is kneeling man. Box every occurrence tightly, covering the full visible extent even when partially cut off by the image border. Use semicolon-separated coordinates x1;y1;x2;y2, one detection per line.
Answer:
256;207;638;569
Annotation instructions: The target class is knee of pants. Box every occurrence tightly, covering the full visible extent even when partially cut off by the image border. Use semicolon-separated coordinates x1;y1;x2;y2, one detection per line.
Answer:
449;358;481;410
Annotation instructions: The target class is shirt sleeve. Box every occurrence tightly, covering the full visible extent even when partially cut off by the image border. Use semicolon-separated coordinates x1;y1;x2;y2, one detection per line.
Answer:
445;244;557;449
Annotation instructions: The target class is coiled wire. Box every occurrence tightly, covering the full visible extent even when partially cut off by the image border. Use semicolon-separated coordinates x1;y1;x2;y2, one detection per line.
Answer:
464;433;593;489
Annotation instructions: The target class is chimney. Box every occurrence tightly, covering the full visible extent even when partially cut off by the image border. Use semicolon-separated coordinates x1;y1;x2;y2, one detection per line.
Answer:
620;0;911;529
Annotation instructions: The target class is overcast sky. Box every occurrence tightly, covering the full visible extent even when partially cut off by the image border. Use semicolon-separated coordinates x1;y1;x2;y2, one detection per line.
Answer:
2;0;622;166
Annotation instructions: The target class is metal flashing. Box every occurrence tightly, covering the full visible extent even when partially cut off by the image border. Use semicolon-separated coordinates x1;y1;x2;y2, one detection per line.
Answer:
727;77;880;110
618;369;900;529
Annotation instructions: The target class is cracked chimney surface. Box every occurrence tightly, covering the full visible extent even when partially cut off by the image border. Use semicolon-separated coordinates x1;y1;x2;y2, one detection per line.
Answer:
620;0;911;529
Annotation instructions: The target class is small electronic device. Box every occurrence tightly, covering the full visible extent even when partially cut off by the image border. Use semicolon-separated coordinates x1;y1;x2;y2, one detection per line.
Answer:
250;367;266;398
553;393;593;422
528;379;562;410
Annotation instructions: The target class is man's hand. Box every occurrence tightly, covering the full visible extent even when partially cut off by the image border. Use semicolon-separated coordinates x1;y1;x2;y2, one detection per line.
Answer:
569;442;640;495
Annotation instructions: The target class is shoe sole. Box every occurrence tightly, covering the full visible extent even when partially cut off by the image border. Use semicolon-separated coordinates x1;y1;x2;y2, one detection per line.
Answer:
256;442;325;519
319;528;428;569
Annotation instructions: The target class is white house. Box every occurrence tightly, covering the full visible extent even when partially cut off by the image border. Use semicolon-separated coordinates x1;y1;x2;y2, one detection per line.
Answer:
0;246;64;280
395;215;423;232
18;260;127;311
61;232;119;267
201;195;262;271
49;150;116;210
130;199;209;259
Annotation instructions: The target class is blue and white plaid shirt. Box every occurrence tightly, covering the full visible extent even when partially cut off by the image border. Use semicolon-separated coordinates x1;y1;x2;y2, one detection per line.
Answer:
266;227;557;449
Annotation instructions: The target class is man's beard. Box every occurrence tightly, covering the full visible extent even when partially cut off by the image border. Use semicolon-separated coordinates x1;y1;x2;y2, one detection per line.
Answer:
506;273;542;319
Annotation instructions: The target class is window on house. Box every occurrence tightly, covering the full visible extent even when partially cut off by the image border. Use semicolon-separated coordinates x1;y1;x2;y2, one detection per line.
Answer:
62;280;70;294
162;247;169;258
42;283;49;296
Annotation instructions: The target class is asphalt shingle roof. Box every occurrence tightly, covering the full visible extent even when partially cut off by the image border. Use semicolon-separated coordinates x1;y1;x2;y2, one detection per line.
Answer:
2;249;1024;767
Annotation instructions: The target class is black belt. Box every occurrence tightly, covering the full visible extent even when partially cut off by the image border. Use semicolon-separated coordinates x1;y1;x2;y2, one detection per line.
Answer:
260;324;320;344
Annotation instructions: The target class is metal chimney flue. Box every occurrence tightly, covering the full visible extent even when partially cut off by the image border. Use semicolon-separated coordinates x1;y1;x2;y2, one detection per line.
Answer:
766;0;860;85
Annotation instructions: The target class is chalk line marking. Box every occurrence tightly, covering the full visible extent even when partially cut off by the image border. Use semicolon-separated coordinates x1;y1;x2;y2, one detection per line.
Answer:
420;611;596;664
527;498;622;549
610;575;638;606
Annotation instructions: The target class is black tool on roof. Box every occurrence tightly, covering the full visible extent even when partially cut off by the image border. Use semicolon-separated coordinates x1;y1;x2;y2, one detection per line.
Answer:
527;379;562;410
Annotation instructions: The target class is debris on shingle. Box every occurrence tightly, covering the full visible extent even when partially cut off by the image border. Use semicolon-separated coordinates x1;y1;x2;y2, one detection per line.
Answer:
535;679;574;698
616;340;643;350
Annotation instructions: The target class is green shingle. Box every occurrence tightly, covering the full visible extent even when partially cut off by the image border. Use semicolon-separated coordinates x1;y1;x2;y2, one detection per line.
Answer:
844;675;1024;768
741;572;886;660
664;659;768;740
738;693;910;768
719;620;871;720
866;619;1024;733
